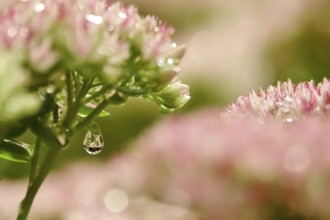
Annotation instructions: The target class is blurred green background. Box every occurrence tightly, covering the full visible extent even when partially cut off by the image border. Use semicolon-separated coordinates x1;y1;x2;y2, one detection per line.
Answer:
1;0;330;179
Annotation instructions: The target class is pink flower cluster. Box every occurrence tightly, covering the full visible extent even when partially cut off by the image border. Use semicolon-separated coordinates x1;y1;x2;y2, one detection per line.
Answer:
128;109;330;219
0;0;189;117
2;109;330;219
225;79;330;122
0;0;186;87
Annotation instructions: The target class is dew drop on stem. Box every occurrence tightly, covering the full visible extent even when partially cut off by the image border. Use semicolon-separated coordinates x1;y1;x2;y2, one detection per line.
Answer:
83;122;104;155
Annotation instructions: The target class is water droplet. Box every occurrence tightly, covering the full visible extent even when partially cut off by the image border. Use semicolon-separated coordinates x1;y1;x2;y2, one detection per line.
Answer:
283;112;294;123
157;58;165;67
34;2;45;13
153;26;160;32
85;14;103;25
118;11;127;19
83;122;104;155
166;58;174;65
314;106;321;114
284;95;292;103
46;85;56;93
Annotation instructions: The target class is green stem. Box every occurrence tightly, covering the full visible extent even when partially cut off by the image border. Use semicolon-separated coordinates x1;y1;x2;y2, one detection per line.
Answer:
65;71;74;110
29;138;42;184
17;148;60;220
84;85;110;103
75;99;109;131
63;78;93;128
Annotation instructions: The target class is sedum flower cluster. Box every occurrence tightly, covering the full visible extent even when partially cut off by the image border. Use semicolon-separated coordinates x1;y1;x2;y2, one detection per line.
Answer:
224;79;330;122
0;0;189;128
3;109;330;219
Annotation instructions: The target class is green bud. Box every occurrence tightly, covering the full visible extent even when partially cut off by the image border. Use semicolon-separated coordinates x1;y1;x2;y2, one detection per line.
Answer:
144;81;190;110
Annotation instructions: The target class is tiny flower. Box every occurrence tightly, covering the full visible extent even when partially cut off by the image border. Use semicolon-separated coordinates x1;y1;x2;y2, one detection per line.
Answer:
224;79;330;122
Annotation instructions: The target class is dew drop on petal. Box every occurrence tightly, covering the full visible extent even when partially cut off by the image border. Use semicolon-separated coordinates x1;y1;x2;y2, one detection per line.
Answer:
284;95;292;103
166;58;174;65
46;85;56;93
83;122;104;155
157;58;165;67
34;2;45;13
282;112;294;123
85;14;103;25
153;26;160;32
118;11;127;20
314;106;321;114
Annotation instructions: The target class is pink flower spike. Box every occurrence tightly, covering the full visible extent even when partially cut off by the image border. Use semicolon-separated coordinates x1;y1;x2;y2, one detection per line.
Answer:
224;78;330;122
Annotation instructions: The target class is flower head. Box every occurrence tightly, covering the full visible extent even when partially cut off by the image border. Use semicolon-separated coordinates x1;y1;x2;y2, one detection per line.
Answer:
224;79;330;122
0;0;189;122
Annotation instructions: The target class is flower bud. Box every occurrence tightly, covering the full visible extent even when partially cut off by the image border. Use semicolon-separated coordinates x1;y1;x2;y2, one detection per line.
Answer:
144;80;190;111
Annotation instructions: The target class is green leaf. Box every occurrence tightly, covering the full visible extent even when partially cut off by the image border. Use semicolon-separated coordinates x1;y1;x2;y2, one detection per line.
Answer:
0;139;33;163
78;105;110;118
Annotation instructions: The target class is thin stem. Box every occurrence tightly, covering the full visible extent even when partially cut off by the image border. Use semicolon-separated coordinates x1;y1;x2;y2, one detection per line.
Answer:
84;84;112;103
17;148;60;220
72;71;80;98
75;99;109;131
29;138;42;184
63;78;94;128
65;71;74;110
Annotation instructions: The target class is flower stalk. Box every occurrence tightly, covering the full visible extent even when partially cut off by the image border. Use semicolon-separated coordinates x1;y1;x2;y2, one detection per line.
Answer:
17;148;60;220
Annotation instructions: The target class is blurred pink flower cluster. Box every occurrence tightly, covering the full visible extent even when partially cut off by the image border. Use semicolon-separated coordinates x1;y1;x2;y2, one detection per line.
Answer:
225;78;330;122
2;107;330;219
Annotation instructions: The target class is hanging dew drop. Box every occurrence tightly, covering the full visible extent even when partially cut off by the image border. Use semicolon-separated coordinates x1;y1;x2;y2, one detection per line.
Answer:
83;132;104;154
83;122;104;155
283;112;294;123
